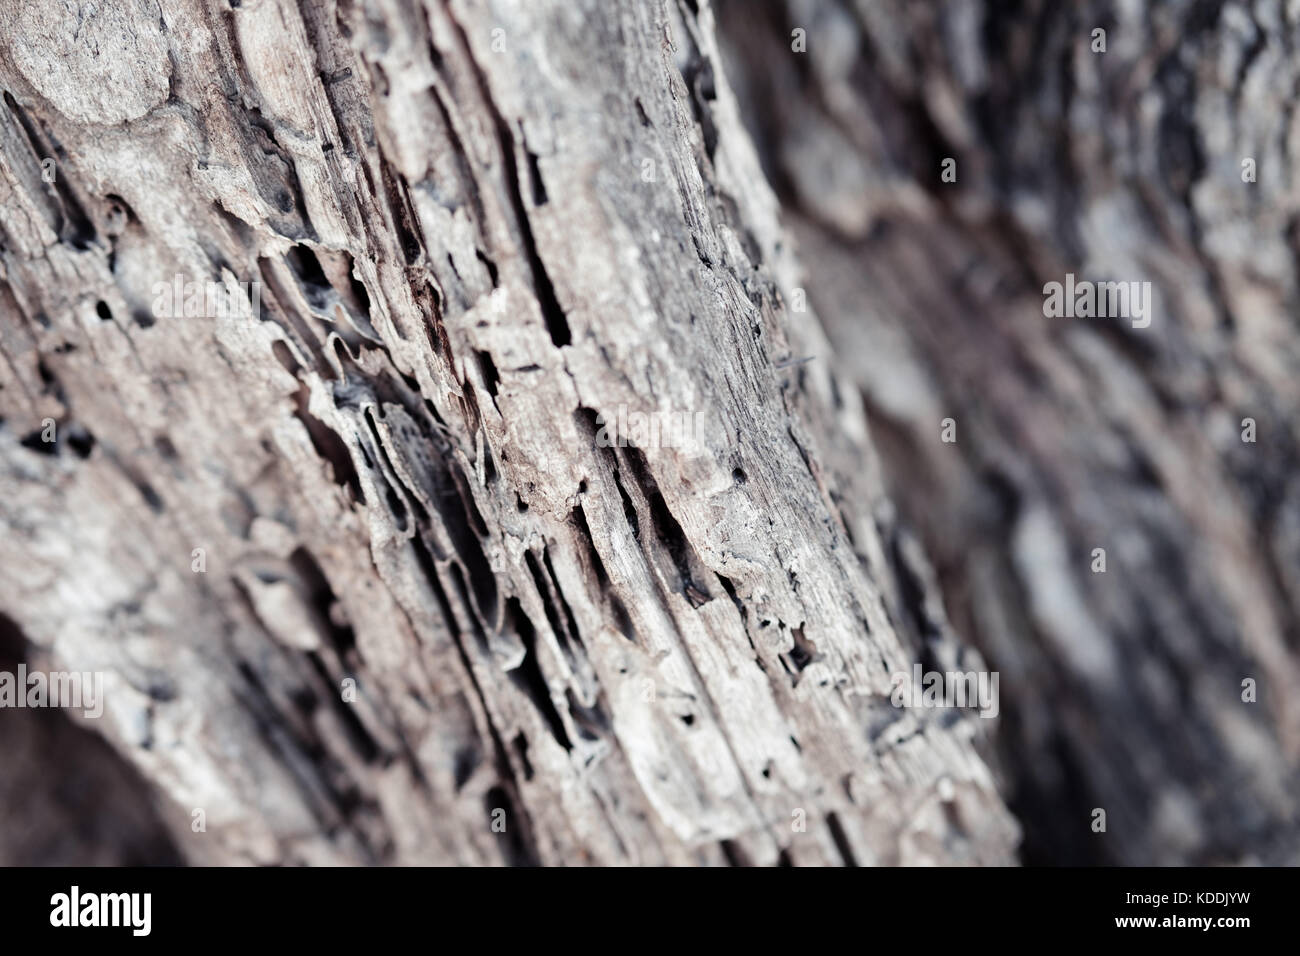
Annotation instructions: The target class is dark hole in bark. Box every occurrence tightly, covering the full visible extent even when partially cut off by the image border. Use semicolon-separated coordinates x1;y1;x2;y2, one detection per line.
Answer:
453;745;480;790
19;428;56;456
719;839;749;866
484;785;539;866
526;150;548;206
65;424;95;459
475;249;500;288
476;350;500;397
825;812;858;867
286;243;333;308
504;597;573;751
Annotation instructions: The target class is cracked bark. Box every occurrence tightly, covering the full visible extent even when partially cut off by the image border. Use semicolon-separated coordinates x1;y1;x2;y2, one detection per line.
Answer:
0;0;1017;864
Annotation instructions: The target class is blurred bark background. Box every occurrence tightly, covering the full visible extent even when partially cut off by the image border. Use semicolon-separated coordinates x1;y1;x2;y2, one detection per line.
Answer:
0;0;1296;865
715;0;1300;864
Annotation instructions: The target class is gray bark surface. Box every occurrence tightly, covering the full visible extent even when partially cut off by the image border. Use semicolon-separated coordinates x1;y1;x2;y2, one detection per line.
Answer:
0;0;1018;864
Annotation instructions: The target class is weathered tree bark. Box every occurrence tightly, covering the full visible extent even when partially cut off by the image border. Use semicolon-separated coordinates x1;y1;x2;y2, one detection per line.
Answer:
0;0;1019;864
714;0;1300;864
7;0;1297;869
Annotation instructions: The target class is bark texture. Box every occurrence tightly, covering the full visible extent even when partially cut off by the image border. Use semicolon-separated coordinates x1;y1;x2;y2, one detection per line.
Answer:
0;0;1018;864
715;0;1300;864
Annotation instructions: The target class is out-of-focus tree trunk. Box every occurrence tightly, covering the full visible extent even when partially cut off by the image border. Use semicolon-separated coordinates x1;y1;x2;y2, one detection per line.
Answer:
0;0;1018;865
715;0;1300;864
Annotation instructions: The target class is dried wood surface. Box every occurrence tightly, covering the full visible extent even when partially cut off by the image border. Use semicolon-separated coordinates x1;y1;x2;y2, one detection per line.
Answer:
1;0;1019;864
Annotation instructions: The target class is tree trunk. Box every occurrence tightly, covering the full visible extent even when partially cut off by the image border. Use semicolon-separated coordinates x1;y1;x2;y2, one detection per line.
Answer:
0;0;1017;865
4;0;1296;868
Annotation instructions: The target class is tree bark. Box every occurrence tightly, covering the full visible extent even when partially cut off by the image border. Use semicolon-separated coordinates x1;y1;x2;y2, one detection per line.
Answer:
7;0;1297;869
714;0;1300;865
0;0;1018;865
